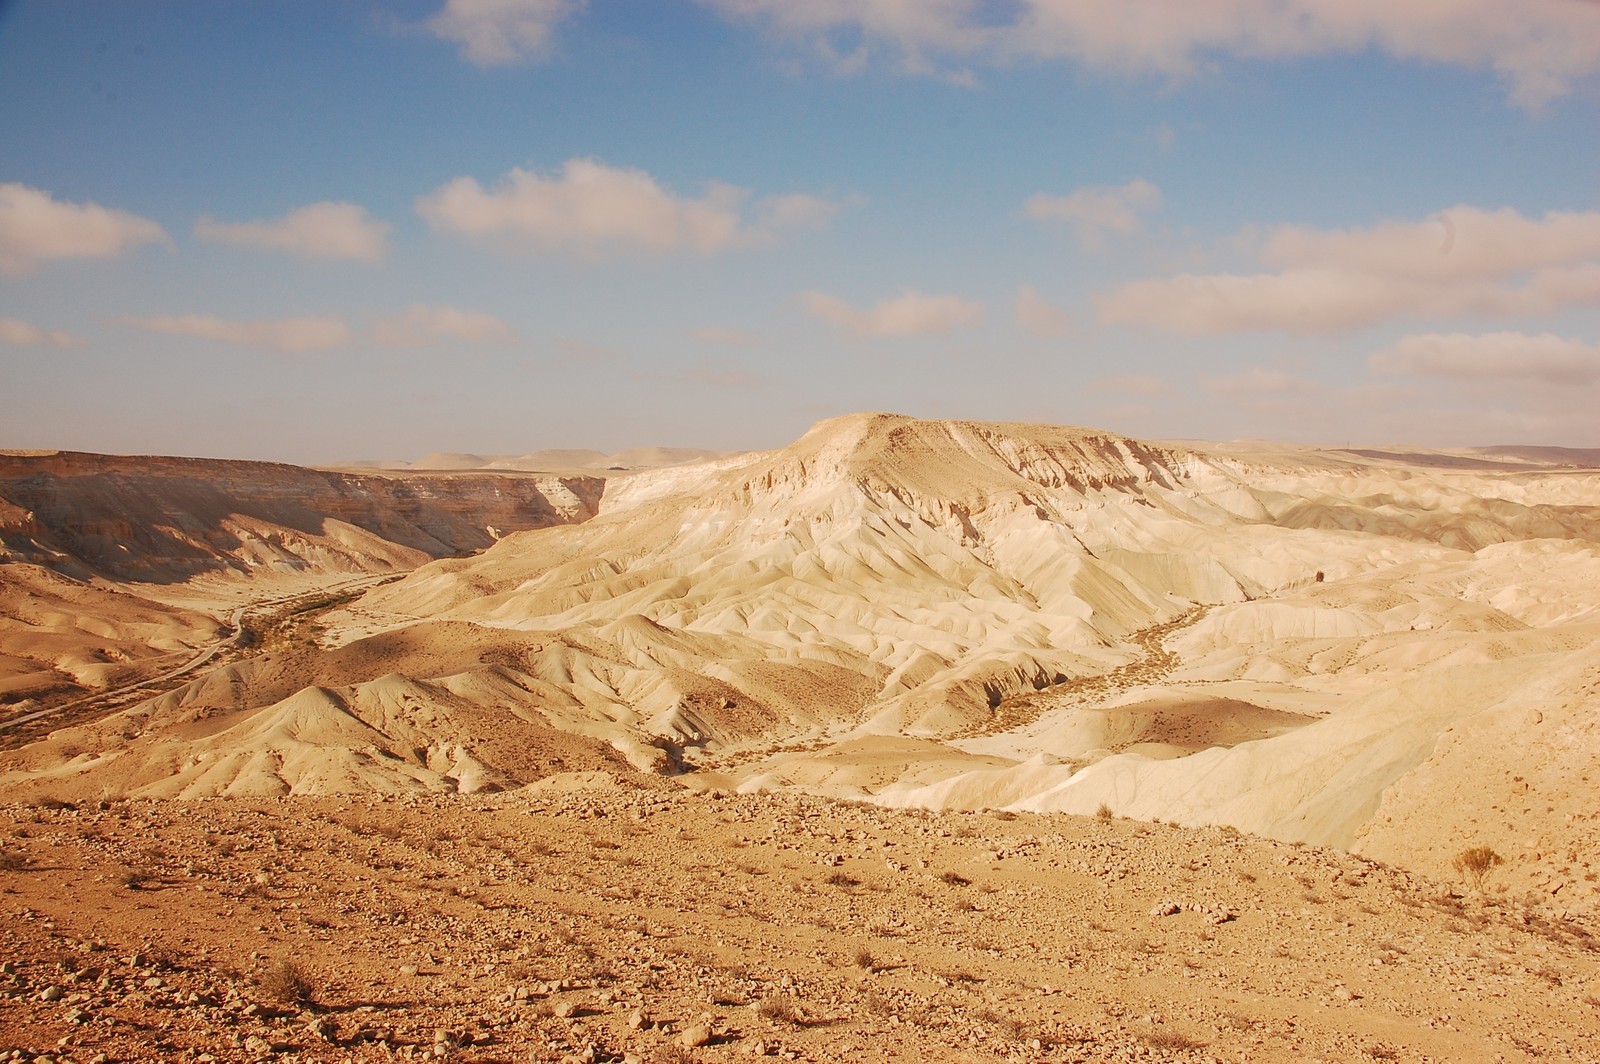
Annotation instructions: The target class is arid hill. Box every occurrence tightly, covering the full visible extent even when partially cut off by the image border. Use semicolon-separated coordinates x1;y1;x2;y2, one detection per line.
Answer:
3;415;1600;1061
0;450;605;583
4;414;1597;919
0;451;605;712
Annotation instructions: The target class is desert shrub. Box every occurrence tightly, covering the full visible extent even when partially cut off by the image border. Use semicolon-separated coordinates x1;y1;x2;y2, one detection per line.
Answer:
824;871;860;889
0;849;27;872
261;959;315;1006
1453;846;1504;890
1095;803;1114;821
1142;1030;1205;1050
757;995;804;1025
939;871;971;887
853;948;876;970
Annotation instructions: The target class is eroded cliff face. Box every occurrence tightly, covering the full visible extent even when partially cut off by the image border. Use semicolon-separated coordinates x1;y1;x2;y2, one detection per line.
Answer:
0;451;605;582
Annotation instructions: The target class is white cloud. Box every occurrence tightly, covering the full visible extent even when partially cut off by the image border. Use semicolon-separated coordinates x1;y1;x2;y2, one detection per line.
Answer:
1263;206;1600;281
802;288;985;337
1370;332;1600;384
428;0;583;66
417;158;840;256
1203;366;1319;396
116;314;351;353
0;317;84;348
701;0;1600;109
195;202;391;261
1100;206;1600;335
1026;178;1160;249
0;183;168;276
1014;285;1071;337
371;304;518;347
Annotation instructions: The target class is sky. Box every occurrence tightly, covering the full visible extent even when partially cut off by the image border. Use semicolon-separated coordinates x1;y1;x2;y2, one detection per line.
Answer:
1;0;1598;463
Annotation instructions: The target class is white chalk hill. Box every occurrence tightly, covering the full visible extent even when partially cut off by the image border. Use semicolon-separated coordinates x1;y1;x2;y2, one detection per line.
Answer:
11;414;1600;906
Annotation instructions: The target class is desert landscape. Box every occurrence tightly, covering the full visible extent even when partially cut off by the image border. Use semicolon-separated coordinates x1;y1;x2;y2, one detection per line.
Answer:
6;2;1600;1059
3;413;1599;1062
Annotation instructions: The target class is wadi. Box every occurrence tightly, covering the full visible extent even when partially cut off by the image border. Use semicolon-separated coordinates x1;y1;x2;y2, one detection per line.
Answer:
2;413;1598;1063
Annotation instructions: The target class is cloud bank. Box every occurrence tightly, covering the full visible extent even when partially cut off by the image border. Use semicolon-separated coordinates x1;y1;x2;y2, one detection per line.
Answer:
1026;178;1160;249
371;304;518;347
803;288;984;337
702;0;1600;108
417;159;839;256
0;183;168;276
1014;285;1071;337
0;317;84;348
1371;332;1600;384
196;202;391;261
117;314;352;353
1100;206;1600;335
428;0;584;66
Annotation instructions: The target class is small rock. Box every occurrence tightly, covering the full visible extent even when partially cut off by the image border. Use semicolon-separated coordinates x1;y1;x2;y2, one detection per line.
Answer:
627;1008;648;1029
681;1023;713;1047
40;985;63;1002
398;964;419;977
553;999;579;1018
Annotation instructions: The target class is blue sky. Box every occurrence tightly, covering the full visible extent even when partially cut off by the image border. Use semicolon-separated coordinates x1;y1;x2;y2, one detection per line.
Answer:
2;0;1598;462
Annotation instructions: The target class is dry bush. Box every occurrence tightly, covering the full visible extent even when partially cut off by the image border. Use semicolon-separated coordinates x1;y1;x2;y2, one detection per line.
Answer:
0;849;28;872
1142;1029;1205;1050
976;1008;1027;1040
1453;846;1504;890
853;948;877;970
261;959;316;1006
1095;804;1114;821
939;871;971;887
824;871;860;889
757;995;804;1025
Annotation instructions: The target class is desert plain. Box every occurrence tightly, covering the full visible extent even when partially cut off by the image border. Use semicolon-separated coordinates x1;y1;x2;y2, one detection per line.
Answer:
2;413;1599;1062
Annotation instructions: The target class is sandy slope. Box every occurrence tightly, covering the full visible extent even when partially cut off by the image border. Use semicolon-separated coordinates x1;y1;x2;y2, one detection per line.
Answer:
4;414;1599;919
0;564;222;706
3;788;1598;1063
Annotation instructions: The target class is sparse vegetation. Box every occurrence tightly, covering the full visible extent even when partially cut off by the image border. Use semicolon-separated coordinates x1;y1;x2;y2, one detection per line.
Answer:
260;959;315;1006
757;994;804;1025
1454;845;1505;890
1095;803;1114;821
1141;1029;1206;1050
939;870;970;887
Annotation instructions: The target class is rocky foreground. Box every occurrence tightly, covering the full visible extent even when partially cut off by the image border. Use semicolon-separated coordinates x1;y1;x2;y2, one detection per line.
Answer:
2;776;1597;1063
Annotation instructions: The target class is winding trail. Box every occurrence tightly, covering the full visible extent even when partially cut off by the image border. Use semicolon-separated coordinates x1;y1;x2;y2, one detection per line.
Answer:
0;574;395;744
